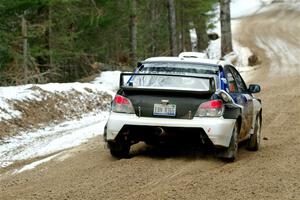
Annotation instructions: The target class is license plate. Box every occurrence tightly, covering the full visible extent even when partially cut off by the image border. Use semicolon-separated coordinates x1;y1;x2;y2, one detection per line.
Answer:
153;104;176;116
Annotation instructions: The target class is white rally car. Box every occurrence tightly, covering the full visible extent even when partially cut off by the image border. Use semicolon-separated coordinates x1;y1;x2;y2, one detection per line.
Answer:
104;55;262;161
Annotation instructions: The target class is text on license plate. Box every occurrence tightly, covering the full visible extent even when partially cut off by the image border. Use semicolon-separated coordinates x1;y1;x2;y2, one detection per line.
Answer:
153;104;176;116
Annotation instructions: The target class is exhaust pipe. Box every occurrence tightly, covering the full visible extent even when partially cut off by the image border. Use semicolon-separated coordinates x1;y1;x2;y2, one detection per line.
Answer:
155;127;167;136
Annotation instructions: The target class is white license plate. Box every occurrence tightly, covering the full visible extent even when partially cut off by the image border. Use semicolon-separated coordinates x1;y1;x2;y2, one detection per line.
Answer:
153;104;176;116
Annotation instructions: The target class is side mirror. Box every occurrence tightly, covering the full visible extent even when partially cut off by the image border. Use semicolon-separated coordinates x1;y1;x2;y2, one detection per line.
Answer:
248;84;261;93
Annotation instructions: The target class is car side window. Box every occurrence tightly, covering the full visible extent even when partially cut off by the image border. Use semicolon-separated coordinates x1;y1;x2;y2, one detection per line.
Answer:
229;66;248;93
224;67;238;93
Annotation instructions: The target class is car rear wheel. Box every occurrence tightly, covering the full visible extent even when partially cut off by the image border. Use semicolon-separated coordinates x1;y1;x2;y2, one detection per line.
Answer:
217;121;239;162
108;141;130;158
247;115;261;151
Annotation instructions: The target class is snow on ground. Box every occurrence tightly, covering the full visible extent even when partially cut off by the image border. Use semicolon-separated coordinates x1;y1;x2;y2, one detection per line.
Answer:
0;111;109;168
15;153;61;174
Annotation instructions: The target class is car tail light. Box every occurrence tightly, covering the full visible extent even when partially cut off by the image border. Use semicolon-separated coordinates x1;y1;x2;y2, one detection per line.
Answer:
195;100;224;117
112;95;135;114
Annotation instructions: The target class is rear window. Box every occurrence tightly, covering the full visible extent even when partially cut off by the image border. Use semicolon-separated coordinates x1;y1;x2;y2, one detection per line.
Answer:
136;62;219;90
121;74;215;92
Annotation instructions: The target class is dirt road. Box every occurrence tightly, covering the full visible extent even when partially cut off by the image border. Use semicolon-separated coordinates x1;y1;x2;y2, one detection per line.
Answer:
1;2;300;200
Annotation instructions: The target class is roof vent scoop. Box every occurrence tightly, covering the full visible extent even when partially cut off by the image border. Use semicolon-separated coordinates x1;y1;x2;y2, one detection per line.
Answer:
178;52;208;59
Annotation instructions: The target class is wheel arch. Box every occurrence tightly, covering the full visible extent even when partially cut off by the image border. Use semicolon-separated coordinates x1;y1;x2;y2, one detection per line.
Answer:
259;109;262;126
236;115;242;135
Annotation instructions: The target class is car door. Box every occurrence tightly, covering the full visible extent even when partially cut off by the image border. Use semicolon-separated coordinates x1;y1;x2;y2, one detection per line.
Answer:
224;66;253;139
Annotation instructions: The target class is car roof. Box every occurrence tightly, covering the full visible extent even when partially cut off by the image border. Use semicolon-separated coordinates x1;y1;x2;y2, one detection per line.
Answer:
143;56;230;67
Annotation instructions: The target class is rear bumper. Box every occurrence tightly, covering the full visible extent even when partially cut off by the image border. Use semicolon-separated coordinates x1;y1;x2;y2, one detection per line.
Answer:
105;112;236;147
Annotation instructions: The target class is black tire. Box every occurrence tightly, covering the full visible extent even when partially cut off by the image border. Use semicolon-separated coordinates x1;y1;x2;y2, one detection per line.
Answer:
247;115;261;151
218;121;239;162
108;141;130;158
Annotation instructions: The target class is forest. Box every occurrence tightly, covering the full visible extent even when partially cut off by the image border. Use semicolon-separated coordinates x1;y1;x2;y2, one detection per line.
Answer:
0;0;219;85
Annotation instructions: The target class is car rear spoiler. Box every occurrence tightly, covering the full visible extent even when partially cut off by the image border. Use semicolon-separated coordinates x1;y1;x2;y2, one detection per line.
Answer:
119;72;216;95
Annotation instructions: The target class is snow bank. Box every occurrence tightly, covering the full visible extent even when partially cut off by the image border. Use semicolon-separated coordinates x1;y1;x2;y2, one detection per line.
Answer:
0;85;35;120
92;71;121;92
0;72;119;121
231;0;273;19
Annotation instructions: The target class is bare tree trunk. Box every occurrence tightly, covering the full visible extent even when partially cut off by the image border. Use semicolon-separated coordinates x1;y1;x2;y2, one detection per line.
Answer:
178;3;184;52
22;15;28;84
48;6;53;70
189;22;198;52
220;0;233;57
130;0;137;66
167;0;177;56
150;1;157;56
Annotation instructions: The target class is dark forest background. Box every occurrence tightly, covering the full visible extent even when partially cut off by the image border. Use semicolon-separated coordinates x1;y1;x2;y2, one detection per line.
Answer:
0;0;218;85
